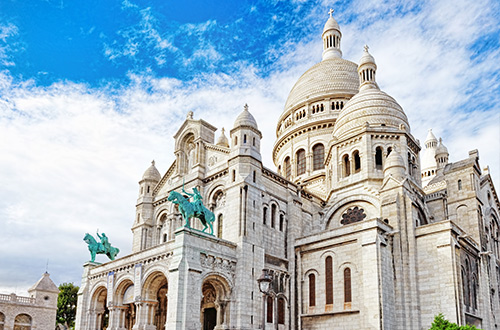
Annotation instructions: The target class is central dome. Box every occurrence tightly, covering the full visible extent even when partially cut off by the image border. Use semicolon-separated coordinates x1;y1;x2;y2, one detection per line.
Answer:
283;58;359;112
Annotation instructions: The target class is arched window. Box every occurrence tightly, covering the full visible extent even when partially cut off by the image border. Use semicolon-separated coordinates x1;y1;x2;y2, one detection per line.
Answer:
375;147;383;169
263;207;268;225
325;256;333;305
296;149;306;176
458;179;462;190
284;157;291;180
267;296;273;323
308;274;316;307
217;214;223;238
14;314;32;330
234;136;238;146
462;267;468;307
353;150;361;172
344;268;352;307
472;275;478;309
271;204;276;228
243;134;247;143
278;297;285;324
312;144;325;171
279;214;284;232
343;154;351;177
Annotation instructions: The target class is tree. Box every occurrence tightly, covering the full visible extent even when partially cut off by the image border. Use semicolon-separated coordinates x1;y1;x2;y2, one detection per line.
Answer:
56;283;79;330
430;314;481;330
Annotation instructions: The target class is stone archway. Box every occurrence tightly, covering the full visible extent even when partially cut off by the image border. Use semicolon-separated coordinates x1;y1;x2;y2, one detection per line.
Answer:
142;271;168;330
113;279;136;330
89;286;108;330
200;276;231;330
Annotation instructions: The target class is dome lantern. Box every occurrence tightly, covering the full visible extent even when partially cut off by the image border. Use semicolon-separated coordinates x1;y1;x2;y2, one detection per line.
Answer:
358;45;378;91
322;9;343;60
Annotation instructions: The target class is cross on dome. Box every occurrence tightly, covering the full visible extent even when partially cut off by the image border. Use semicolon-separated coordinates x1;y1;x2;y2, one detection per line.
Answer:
364;45;369;52
244;103;249;111
328;8;334;17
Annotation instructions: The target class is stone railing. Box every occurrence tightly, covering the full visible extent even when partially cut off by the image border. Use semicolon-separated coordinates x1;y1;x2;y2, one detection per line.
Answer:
0;293;36;304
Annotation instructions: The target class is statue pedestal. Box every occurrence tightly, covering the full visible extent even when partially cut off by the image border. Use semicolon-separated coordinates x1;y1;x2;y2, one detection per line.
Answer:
75;261;102;330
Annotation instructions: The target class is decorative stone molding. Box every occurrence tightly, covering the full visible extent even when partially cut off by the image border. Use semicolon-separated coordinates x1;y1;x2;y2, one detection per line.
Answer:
200;253;237;276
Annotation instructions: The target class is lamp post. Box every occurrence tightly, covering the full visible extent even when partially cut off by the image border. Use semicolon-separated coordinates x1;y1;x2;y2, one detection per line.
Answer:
257;269;275;330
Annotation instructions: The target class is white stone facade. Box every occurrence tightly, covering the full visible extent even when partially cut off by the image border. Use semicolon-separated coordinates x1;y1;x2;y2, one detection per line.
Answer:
0;273;59;330
75;14;500;330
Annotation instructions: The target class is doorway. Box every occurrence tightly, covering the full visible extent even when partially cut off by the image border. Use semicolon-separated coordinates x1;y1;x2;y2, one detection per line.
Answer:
203;308;217;330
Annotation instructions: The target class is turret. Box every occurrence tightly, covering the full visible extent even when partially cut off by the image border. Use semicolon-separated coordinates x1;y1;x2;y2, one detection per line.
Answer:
384;146;406;181
435;137;449;171
229;104;262;161
421;129;439;187
358;45;378;91
322;9;342;60
28;272;59;308
132;160;161;252
216;128;230;148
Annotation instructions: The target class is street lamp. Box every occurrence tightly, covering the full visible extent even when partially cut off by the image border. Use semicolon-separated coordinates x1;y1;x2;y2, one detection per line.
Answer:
257;269;278;330
257;269;272;295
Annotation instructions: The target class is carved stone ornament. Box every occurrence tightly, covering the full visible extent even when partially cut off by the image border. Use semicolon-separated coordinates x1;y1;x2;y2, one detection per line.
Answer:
340;206;366;225
200;253;237;275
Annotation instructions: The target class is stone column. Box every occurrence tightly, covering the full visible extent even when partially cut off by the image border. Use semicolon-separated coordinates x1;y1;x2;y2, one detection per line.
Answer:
166;228;203;330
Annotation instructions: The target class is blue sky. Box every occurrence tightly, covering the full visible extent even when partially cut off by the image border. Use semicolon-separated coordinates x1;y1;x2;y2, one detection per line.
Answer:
0;0;499;294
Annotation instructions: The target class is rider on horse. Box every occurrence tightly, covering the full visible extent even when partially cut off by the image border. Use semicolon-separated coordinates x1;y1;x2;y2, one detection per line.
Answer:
182;184;204;216
97;232;111;253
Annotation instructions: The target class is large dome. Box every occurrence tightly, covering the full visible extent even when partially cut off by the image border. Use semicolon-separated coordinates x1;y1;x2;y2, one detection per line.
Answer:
332;89;410;140
283;58;359;113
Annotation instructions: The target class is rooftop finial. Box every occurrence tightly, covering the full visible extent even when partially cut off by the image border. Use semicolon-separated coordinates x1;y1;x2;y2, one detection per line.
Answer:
244;103;249;111
364;44;369;52
328;8;334;17
151;160;155;166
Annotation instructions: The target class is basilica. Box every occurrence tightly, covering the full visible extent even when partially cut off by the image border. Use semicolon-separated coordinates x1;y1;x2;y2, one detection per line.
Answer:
75;13;500;330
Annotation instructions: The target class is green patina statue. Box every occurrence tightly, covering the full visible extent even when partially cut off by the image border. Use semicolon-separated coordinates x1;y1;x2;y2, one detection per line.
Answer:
168;184;215;235
83;232;120;262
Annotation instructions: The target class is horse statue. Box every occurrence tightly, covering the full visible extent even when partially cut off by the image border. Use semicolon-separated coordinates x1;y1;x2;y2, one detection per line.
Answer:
83;233;120;262
167;190;215;235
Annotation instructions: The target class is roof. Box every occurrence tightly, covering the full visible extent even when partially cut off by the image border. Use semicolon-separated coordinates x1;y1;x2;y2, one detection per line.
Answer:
28;272;59;293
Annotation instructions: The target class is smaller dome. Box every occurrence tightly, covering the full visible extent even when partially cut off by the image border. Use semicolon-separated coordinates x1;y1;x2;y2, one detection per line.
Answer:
384;147;405;179
333;89;410;140
216;128;229;148
142;160;161;181
323;16;340;33
359;46;376;67
425;129;437;144
234;104;258;129
436;138;448;156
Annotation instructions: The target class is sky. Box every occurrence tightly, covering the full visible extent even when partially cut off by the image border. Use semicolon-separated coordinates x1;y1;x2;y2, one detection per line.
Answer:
0;0;499;294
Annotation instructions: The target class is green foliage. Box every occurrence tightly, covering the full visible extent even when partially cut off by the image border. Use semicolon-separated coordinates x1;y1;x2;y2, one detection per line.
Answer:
429;314;481;330
56;283;79;329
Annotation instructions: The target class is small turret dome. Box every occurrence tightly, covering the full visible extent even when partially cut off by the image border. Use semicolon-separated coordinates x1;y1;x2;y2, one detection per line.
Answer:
359;46;376;67
234;104;258;129
216;128;230;148
323;15;340;33
436;138;448;156
384;147;406;179
142;160;161;181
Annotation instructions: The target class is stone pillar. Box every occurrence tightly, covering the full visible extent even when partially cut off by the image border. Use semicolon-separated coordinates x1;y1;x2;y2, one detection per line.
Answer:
75;261;101;330
166;228;203;330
